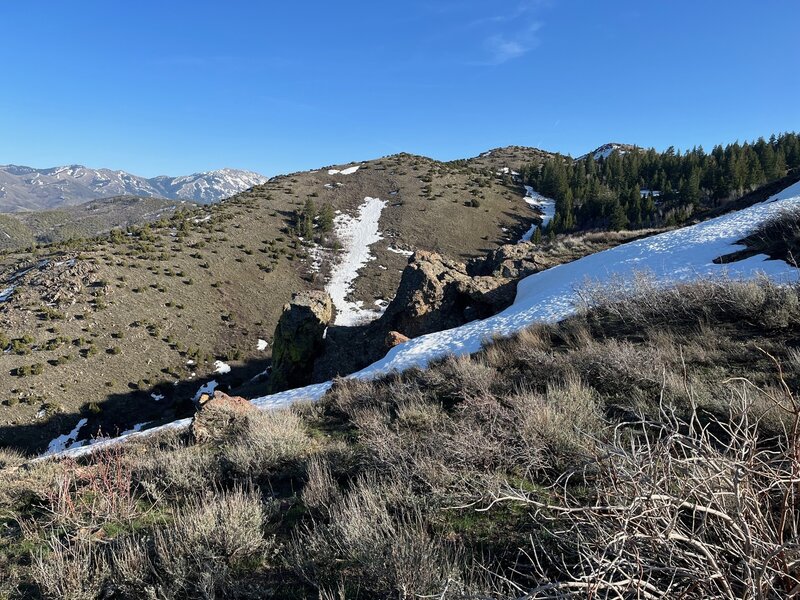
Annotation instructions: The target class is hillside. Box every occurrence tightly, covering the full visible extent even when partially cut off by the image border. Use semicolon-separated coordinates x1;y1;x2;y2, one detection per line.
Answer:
0;164;266;212
2;272;800;597
0;196;194;251
0;154;798;598
0;148;562;453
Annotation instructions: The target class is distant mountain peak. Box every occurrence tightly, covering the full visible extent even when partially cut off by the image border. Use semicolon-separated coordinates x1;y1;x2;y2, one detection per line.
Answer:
580;142;639;161
0;164;267;212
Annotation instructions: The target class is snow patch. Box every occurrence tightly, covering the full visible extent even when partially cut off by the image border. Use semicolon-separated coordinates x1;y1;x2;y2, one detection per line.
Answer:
45;418;88;455
120;422;151;436
519;185;556;242
387;245;414;257
257;339;269;351
327;196;387;326
328;166;360;176
0;286;15;302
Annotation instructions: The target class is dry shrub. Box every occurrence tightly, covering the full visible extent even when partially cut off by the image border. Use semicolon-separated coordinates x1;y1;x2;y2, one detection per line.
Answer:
220;408;314;477
569;337;666;400
43;446;144;529
491;380;800;599
326;376;381;416
0;447;26;470
421;354;497;403
152;486;274;597
512;374;602;469
584;275;800;333
302;454;341;516
744;205;800;265
32;536;108;600
293;474;483;598
134;439;218;502
108;535;152;592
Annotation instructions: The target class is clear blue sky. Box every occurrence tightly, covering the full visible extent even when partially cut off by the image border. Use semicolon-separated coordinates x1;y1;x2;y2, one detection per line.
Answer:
1;1;797;177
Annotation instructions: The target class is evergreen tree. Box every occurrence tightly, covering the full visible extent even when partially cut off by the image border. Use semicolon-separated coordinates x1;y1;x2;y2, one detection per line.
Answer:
318;203;335;234
609;199;628;230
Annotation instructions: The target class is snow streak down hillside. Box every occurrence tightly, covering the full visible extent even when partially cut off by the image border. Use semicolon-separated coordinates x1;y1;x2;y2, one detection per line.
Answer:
54;181;800;458
327;197;387;326
520;185;556;242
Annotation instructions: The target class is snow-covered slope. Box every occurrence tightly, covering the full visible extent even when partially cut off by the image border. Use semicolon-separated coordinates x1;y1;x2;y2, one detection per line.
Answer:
51;180;800;458
0;164;266;211
579;142;636;161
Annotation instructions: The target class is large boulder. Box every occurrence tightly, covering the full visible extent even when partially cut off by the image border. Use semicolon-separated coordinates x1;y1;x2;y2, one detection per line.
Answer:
269;290;333;392
191;390;255;443
379;250;515;339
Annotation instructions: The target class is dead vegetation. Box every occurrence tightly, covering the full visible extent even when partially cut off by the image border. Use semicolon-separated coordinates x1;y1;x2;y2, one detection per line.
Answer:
2;277;800;598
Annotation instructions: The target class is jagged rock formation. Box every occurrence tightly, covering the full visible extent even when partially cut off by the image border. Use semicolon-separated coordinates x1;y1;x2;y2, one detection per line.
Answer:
269;291;334;393
378;250;513;338
380;245;564;339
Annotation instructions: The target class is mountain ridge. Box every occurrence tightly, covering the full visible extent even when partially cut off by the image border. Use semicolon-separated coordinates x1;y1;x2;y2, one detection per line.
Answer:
0;164;267;212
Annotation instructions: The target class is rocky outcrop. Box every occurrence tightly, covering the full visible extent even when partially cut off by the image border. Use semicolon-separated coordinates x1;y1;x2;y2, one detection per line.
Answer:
309;244;565;382
378;250;518;339
191;390;255;443
269;290;333;392
469;241;558;279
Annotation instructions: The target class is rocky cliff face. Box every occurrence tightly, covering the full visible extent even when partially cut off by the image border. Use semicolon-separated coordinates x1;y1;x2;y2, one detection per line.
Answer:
269;291;334;393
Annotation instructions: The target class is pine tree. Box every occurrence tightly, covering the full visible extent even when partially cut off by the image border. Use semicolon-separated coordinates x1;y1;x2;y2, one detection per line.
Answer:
609;200;628;230
318;203;335;234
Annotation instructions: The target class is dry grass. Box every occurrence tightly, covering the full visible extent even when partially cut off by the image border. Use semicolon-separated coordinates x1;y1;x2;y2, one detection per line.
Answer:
149;486;274;597
32;536;108;600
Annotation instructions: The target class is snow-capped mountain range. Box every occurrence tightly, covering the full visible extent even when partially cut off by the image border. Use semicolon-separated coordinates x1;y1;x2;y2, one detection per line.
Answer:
0;164;267;212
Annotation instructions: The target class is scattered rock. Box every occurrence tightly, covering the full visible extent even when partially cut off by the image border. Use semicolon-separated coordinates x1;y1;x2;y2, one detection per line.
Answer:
269;290;334;393
385;330;409;348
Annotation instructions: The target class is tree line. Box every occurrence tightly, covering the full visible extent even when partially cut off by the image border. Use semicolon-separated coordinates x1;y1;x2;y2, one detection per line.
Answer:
519;132;800;233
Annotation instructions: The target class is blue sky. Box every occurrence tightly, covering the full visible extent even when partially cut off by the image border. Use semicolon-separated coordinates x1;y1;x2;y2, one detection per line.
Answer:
0;1;797;177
